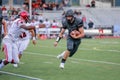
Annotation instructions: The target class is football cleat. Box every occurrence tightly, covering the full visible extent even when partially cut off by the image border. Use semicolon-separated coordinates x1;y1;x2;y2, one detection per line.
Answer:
59;63;64;69
0;60;4;69
13;64;18;68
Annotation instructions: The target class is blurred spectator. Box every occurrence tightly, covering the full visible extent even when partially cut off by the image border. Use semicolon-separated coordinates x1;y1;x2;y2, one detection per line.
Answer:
51;19;59;28
82;15;87;29
52;2;57;11
88;18;94;29
43;18;51;38
31;18;40;39
17;8;21;13
63;0;71;7
1;6;7;11
11;11;18;19
91;0;96;7
33;13;39;21
2;6;8;20
39;1;43;10
86;4;91;7
47;2;53;10
57;3;64;10
42;3;48;10
74;10;78;17
41;0;45;4
23;0;29;9
7;6;13;17
51;19;59;38
77;11;82;19
38;13;44;23
23;2;29;11
98;26;104;38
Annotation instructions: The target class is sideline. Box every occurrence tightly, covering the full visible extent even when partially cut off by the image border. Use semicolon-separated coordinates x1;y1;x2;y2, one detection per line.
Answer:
0;71;42;80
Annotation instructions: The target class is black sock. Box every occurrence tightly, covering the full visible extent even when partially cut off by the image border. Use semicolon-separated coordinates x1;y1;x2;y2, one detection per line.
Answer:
61;59;66;63
0;59;2;64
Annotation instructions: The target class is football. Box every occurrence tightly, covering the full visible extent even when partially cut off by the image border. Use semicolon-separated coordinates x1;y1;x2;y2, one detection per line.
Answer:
70;31;76;36
70;30;80;36
75;30;80;36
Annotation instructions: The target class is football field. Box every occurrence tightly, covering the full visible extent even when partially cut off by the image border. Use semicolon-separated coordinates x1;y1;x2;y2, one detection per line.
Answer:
0;38;120;80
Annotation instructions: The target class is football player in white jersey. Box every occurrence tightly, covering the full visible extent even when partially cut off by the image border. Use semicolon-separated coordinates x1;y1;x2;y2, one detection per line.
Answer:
13;22;36;67
0;11;45;69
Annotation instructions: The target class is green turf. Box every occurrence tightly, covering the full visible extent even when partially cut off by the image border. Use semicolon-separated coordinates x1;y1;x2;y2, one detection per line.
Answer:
0;38;120;80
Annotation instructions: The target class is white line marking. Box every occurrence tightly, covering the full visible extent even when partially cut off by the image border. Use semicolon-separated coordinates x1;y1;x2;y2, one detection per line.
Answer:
100;41;120;44
0;71;42;80
43;62;53;64
29;45;120;53
70;58;120;66
79;48;120;53
24;51;120;66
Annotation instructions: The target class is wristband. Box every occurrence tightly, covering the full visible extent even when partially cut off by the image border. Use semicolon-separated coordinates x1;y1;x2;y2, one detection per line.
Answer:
32;37;36;40
56;37;61;42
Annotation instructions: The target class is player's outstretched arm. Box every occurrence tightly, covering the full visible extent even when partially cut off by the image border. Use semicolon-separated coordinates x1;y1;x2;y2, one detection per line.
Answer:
54;28;65;47
20;23;45;30
29;29;36;45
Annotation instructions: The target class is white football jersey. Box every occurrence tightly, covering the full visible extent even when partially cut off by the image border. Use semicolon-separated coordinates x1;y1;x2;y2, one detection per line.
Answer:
19;22;31;40
7;18;26;41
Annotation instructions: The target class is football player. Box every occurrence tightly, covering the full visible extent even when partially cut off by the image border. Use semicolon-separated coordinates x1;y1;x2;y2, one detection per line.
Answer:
0;11;45;69
13;22;37;67
54;9;85;69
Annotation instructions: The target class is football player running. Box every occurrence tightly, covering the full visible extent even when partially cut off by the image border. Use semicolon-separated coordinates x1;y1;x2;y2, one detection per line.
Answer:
13;22;37;67
54;9;85;69
0;11;45;69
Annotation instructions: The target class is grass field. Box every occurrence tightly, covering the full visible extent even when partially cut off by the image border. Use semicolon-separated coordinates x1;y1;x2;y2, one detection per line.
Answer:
0;38;120;80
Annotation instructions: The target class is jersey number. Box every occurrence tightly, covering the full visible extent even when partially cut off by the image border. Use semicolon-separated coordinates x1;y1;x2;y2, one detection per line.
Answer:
19;32;26;38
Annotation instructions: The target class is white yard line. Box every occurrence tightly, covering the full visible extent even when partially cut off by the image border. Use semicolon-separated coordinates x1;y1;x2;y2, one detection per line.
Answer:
29;45;120;53
0;71;42;80
80;47;120;53
25;51;120;66
70;58;120;66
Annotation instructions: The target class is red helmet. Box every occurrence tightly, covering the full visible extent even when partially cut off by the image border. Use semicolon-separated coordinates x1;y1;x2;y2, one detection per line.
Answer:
19;11;29;20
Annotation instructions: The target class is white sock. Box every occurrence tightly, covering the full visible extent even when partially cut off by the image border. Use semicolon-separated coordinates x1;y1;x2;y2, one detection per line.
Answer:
60;51;65;57
0;61;5;69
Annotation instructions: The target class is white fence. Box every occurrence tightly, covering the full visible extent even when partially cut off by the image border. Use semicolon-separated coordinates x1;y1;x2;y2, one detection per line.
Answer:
38;28;112;36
